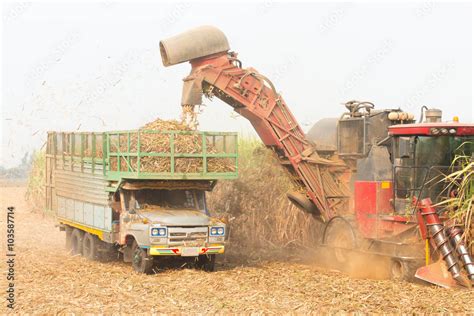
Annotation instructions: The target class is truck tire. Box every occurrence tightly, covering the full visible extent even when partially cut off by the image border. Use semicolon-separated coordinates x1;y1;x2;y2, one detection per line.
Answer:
131;241;154;274
82;233;99;260
65;226;73;252
196;254;216;272
71;229;84;256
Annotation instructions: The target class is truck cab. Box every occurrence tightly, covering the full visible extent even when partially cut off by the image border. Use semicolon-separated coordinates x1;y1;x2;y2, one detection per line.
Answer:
117;183;226;273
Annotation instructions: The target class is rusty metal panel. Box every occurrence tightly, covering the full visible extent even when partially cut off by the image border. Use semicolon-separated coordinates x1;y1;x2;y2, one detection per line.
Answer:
338;118;366;156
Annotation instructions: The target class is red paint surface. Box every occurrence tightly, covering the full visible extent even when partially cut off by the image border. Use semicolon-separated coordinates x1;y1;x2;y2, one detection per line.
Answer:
354;181;417;239
354;181;377;238
389;123;474;136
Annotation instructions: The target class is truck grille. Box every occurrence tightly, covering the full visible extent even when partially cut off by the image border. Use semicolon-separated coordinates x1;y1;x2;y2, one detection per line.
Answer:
168;227;208;246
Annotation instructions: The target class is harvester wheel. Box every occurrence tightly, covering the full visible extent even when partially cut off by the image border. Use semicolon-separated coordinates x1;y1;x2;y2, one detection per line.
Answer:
131;241;154;274
322;217;356;268
71;229;84;256
287;191;319;215
82;233;99;260
196;254;216;272
390;259;420;282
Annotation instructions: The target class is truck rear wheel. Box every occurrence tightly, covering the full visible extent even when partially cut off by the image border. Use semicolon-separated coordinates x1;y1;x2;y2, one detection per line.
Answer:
65;226;73;252
196;254;216;272
131;241;154;274
71;229;84;255
82;233;99;260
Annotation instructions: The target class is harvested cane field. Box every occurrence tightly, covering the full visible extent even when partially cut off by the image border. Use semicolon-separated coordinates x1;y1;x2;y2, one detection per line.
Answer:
1;140;472;314
1;184;473;314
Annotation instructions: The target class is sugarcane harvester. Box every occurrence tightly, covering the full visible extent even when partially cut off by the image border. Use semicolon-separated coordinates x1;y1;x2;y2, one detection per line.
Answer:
159;26;474;287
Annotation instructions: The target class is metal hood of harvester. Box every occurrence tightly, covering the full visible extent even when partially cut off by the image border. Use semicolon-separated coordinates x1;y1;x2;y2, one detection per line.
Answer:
159;25;230;67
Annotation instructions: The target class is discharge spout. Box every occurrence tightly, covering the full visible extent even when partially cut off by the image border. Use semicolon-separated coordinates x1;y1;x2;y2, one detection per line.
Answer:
159;25;230;67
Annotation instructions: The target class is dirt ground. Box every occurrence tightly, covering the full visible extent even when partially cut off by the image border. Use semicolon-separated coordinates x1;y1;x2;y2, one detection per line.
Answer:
1;185;473;314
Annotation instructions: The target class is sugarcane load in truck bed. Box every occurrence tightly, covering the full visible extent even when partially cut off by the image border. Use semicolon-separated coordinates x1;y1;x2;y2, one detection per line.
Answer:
45;122;238;273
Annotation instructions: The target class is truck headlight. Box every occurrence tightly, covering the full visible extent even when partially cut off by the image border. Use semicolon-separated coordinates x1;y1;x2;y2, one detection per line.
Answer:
210;226;225;236
151;227;167;237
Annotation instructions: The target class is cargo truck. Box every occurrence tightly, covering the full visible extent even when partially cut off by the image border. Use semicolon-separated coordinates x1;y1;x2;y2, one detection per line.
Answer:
45;128;238;273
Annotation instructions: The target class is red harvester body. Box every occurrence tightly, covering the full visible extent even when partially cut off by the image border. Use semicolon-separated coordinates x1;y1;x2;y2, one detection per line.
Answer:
160;26;474;287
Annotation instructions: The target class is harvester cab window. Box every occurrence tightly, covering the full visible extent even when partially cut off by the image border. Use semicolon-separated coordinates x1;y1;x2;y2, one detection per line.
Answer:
394;137;414;199
394;135;474;204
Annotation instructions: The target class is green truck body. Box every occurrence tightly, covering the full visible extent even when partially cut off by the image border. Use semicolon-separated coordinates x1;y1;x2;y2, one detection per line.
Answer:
45;129;238;272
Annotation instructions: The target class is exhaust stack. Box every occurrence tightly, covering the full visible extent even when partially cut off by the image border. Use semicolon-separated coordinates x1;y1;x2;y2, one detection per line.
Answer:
424;108;442;123
159;25;230;67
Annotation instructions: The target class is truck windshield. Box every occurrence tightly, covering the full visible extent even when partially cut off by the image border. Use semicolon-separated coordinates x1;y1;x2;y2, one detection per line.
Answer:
394;135;474;203
131;189;206;211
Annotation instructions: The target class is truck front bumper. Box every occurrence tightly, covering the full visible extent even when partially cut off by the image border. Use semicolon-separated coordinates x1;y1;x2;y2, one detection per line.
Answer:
149;245;225;256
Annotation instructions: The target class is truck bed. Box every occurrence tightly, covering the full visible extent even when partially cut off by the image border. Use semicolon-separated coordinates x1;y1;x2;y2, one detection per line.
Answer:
46;129;238;183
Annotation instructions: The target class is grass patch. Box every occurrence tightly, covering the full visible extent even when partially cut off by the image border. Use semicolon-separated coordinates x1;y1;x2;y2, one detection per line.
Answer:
437;143;474;251
25;151;46;212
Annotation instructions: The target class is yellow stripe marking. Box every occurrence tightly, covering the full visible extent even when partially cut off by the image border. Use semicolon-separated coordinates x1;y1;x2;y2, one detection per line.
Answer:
149;245;225;256
59;219;105;240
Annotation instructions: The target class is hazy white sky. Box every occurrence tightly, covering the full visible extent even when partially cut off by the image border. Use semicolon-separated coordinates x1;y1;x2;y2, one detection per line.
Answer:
1;1;472;167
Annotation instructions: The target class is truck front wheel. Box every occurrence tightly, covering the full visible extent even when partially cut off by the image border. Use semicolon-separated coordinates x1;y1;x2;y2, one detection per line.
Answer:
131;241;154;274
196;254;216;272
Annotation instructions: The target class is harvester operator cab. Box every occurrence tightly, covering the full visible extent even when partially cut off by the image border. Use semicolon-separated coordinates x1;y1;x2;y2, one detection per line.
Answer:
389;111;474;212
